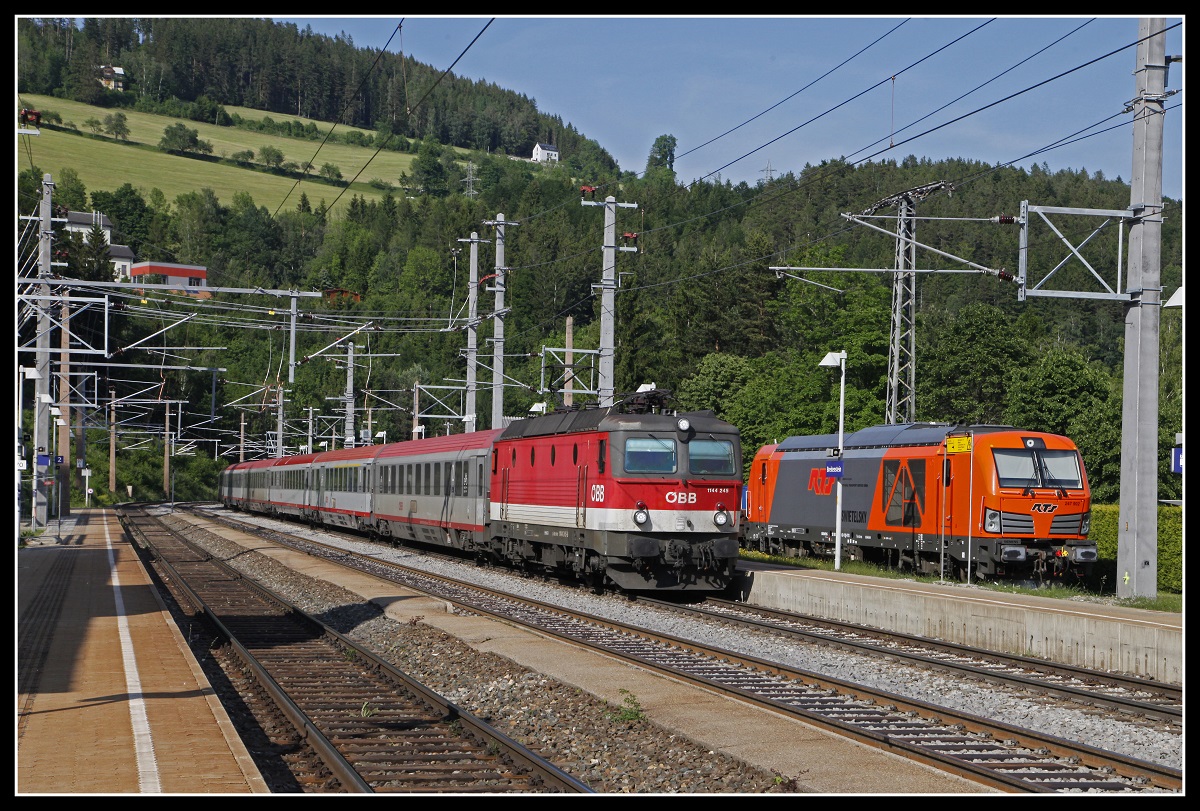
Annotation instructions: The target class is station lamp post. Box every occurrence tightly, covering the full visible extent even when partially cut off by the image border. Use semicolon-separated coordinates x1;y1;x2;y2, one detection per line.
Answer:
819;350;847;570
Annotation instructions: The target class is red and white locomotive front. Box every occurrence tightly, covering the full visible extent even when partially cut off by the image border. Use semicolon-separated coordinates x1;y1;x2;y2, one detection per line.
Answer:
490;404;742;591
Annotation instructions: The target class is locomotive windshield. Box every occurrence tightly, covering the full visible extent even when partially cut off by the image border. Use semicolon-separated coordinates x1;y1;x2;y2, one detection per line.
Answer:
624;437;677;473
688;439;737;476
993;448;1084;490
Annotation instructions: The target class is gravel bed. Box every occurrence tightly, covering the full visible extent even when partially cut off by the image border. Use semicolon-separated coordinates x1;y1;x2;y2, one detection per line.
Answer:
174;508;1183;784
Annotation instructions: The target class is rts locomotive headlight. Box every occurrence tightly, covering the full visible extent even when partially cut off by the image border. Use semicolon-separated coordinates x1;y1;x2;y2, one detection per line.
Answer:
633;501;650;525
713;502;730;528
676;417;691;432
984;508;1001;533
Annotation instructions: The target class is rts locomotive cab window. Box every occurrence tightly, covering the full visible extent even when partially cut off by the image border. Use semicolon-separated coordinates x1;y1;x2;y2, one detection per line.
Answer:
624;437;676;474
688;439;735;475
993;448;1082;490
1038;450;1083;489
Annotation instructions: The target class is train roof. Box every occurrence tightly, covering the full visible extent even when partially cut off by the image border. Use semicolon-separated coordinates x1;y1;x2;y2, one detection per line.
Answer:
375;429;502;459
226;456;282;471
276;452;319;467
777;423;1017;451
310;445;382;463
499;406;735;441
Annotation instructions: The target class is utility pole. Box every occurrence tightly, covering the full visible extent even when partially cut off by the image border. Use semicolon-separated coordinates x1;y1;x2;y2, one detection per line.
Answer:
276;383;285;457
582;195;637;407
288;293;299;383
483;214;517;427
58;292;71;515
412;382;421;439
1117;18;1168;600
108;389;116;491
34;174;54;528
343;341;356;448
458;232;484;432
162;402;170;496
565;316;574;407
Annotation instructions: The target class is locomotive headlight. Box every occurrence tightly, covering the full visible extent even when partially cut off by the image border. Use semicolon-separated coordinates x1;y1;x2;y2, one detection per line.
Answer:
633;501;650;526
713;503;730;527
1080;512;1091;535
676;417;691;432
984;508;1001;533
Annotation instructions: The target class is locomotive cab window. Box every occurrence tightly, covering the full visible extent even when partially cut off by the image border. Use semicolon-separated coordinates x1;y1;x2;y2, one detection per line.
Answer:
624;437;676;474
688;439;736;475
993;448;1083;490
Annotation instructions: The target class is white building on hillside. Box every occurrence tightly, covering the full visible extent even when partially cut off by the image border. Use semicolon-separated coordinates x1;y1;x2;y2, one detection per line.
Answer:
532;143;560;163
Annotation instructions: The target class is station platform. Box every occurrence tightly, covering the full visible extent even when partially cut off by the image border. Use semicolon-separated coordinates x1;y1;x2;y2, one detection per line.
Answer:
16;508;267;795
737;561;1183;684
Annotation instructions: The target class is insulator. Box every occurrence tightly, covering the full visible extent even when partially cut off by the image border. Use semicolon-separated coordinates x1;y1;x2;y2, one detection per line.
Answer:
991;215;1017;224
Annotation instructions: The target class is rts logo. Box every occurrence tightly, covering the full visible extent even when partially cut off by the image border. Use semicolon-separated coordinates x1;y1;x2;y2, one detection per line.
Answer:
1030;503;1060;513
808;468;835;496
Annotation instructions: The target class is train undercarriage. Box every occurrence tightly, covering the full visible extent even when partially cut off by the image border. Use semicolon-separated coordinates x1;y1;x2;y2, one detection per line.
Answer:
744;531;1096;585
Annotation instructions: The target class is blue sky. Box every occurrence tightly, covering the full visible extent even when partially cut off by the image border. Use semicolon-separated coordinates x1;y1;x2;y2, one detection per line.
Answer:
276;16;1184;201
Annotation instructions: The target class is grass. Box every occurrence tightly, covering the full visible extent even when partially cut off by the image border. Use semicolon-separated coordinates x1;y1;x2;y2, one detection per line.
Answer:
738;549;1183;613
605;689;647;723
16;93;457;215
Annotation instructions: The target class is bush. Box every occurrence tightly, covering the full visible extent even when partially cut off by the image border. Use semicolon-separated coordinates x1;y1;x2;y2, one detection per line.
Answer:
1087;504;1181;593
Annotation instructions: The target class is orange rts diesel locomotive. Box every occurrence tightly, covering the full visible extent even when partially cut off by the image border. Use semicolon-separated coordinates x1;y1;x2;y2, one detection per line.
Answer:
742;423;1096;582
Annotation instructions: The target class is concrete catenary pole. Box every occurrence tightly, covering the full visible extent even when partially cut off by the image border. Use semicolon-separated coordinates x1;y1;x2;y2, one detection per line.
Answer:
582;195;637;407
1116;18;1167;600
58;292;71;515
343;342;356;448
484;215;517;427
465;233;480;431
34;174;54;528
108;389;116;492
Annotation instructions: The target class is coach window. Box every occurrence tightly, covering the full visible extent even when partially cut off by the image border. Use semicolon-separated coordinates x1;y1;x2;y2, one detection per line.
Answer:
551;446;556;466
415;463;422;495
573;443;578;465
434;462;441;496
512;448;516;466
530;447;536;466
424;463;432;495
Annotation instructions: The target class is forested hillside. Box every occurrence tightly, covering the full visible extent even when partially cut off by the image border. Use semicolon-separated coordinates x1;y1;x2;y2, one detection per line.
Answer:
16;17;1182;509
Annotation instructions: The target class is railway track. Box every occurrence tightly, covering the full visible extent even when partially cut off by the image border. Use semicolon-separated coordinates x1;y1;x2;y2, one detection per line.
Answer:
650;598;1183;724
177;505;1181;794
117;506;591;794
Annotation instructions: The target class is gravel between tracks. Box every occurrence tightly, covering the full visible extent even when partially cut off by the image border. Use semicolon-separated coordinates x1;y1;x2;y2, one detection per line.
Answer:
173;508;1182;792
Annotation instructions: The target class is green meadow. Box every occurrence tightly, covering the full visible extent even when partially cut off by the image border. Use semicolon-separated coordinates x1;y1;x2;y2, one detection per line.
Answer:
17;94;441;215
